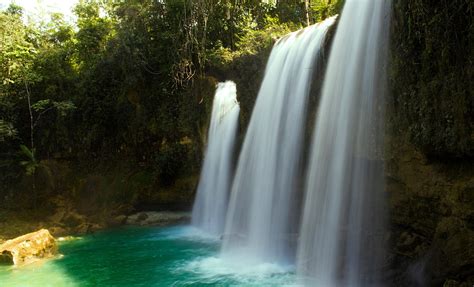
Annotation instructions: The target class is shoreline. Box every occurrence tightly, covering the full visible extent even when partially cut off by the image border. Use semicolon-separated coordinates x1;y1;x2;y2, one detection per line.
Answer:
0;211;191;243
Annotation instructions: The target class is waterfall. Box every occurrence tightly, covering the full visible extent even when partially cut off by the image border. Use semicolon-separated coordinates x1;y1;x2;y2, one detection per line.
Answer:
221;17;336;265
191;81;240;236
297;1;392;286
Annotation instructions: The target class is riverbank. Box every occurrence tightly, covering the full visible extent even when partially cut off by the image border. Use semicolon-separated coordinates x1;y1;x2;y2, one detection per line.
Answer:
0;210;191;244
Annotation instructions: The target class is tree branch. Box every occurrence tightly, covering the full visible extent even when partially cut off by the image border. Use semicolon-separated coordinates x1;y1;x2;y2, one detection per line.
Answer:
33;106;55;129
24;80;34;151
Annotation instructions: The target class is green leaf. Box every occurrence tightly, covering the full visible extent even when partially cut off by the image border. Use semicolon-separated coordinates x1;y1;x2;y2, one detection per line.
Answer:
0;120;17;142
19;145;35;162
53;101;76;116
32;99;52;112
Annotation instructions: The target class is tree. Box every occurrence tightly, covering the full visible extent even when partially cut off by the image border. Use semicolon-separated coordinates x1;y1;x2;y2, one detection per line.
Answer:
304;0;311;26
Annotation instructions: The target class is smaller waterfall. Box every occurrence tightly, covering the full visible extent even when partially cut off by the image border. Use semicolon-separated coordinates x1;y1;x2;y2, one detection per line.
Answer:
222;16;336;266
191;81;240;236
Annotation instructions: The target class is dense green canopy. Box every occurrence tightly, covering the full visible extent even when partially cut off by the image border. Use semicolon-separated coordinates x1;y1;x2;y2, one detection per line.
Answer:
0;0;341;209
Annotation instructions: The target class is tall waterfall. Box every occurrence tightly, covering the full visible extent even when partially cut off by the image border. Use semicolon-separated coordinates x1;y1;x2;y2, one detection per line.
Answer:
191;81;240;236
297;1;392;286
222;17;336;265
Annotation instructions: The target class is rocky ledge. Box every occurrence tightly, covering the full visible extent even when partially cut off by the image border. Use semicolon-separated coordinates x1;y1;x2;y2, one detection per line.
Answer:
0;229;57;265
125;211;190;226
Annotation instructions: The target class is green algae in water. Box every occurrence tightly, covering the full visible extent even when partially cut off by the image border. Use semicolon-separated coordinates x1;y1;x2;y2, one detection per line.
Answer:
0;226;296;286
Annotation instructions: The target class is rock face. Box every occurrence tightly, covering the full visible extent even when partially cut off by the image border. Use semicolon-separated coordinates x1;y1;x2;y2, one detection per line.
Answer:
386;134;474;286
387;1;473;285
0;229;57;265
125;211;190;226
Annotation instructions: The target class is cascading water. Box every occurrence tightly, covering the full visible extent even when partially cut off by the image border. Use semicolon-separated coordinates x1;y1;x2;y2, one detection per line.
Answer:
191;81;240;236
221;17;336;265
297;1;392;286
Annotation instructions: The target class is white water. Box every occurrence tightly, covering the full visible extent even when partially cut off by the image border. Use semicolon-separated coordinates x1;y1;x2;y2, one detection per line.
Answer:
297;1;392;286
221;17;336;266
181;256;295;285
191;81;240;236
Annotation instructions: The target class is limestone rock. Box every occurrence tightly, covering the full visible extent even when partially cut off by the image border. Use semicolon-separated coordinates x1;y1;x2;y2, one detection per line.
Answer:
0;229;57;265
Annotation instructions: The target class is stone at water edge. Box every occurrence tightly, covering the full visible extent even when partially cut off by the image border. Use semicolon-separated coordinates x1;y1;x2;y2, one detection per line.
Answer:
0;229;58;265
125;211;190;226
107;215;127;227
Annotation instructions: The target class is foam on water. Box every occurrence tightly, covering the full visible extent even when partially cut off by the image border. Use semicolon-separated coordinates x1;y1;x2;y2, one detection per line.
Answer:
179;256;295;285
158;225;221;242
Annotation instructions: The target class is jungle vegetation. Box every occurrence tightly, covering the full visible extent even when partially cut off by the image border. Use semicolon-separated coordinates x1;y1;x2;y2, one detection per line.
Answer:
0;0;342;212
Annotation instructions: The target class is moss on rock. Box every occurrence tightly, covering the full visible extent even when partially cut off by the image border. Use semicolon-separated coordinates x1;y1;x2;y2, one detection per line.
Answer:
390;0;474;158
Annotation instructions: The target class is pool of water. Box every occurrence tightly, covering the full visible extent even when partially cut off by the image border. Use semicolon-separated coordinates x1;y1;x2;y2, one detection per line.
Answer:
0;226;296;286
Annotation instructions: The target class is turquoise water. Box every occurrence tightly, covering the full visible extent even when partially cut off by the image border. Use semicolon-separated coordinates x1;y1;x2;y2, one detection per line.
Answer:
0;226;296;286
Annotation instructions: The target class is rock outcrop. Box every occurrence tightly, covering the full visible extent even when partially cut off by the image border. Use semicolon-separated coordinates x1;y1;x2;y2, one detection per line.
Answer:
0;229;58;265
386;134;474;286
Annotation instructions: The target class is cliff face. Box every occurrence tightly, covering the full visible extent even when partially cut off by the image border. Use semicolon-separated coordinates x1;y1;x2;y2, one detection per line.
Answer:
387;0;474;285
390;0;473;158
386;133;474;286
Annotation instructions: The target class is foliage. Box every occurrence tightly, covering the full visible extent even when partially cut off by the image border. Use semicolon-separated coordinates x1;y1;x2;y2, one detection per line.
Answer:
0;120;17;142
0;0;341;209
309;0;345;22
19;145;38;176
0;8;34;87
207;15;294;69
31;99;76;118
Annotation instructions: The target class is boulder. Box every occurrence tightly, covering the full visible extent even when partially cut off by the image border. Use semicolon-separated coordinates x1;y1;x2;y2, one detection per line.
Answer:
0;229;57;265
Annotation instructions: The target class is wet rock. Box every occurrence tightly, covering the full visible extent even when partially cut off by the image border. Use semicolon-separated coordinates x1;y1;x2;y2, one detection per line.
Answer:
115;215;127;224
48;226;68;237
137;213;148;221
63;212;86;228
75;222;102;234
443;278;474;287
0;229;57;265
386;136;474;284
429;220;474;284
125;211;190;226
107;215;127;227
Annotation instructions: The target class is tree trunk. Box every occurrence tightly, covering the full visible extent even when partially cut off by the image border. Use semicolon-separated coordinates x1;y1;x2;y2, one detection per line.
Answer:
25;81;34;151
304;0;311;26
24;80;37;209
